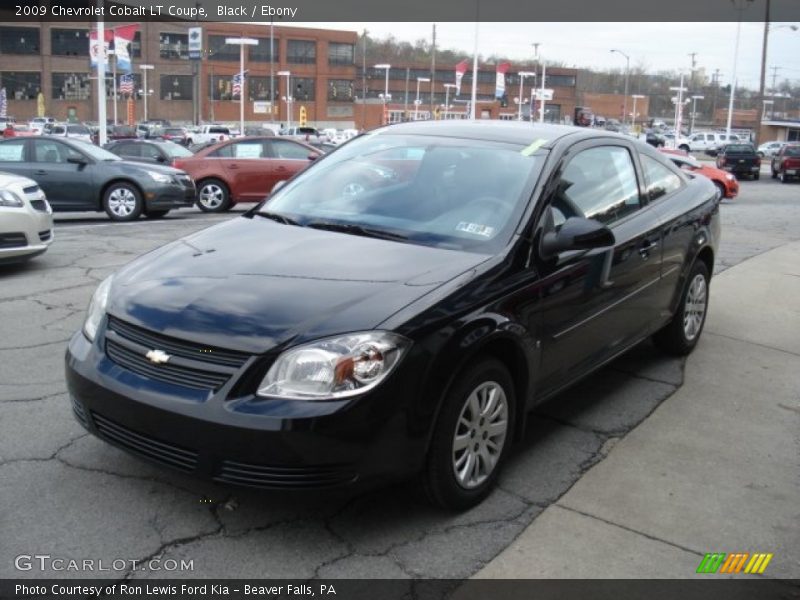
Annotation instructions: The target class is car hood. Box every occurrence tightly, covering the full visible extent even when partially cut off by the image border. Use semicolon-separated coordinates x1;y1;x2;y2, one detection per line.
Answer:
0;171;36;188
111;160;185;176
109;217;489;354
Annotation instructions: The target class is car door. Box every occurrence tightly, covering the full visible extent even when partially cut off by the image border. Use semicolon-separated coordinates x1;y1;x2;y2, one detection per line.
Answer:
0;139;33;179
212;139;271;201
535;141;665;393
29;138;95;209
267;139;316;186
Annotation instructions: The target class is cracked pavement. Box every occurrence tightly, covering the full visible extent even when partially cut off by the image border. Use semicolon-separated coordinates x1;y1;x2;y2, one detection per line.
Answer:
2;177;799;580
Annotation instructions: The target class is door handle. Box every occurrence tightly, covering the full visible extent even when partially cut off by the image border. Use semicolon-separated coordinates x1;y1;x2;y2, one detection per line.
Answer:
638;241;658;258
35;170;47;175
228;164;239;170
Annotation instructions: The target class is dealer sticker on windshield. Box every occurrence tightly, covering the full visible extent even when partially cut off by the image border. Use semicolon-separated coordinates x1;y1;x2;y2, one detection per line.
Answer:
456;222;495;237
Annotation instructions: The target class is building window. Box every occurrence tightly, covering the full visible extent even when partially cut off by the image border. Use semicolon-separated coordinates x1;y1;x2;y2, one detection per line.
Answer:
247;76;280;102
160;75;193;100
0;72;41;100
0;27;40;55
287;40;316;65
130;31;142;58
546;75;576;87
327;79;353;101
249;38;278;62
51;29;89;57
291;77;315;101
208;74;229;101
208;35;241;62
159;32;188;60
52;73;91;100
328;43;354;66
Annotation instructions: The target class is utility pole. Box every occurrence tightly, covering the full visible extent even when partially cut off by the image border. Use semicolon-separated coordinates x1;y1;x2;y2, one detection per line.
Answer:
361;29;367;129
688;51;698;93
430;24;436;114
711;69;721;122
770;66;780;93
755;0;770;146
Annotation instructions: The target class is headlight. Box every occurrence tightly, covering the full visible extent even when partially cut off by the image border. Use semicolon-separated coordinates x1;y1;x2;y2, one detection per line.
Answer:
146;170;173;184
83;275;113;341
0;189;24;207
257;332;410;400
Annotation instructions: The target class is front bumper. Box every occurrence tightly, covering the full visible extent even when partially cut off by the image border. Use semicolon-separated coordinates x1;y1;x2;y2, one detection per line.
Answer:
145;176;196;210
65;326;427;490
0;202;54;263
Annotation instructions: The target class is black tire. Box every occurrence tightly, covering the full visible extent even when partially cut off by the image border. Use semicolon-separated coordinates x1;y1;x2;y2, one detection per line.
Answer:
753;171;760;181
421;357;516;510
196;178;231;213
779;171;790;184
653;261;710;356
771;168;778;179
103;182;143;221
679;144;690;153
145;209;170;219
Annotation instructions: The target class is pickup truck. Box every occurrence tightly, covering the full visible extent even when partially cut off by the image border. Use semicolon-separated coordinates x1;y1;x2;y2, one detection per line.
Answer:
770;144;800;183
185;125;232;146
716;143;761;180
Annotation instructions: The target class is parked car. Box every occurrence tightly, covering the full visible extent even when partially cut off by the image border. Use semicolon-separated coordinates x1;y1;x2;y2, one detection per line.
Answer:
279;126;322;141
0;172;53;264
716;143;761;180
3;124;37;138
65;121;720;510
679;131;740;154
104;139;195;166
185;125;232;146
172;136;319;212
0;137;196;221
107;125;138;141
44;123;93;144
757;140;787;158
770;144;800;183
28;117;56;134
660;149;739;200
160;127;190;145
642;129;666;148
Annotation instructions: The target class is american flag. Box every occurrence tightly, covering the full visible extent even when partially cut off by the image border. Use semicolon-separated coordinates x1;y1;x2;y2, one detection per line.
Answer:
232;72;244;97
119;74;134;95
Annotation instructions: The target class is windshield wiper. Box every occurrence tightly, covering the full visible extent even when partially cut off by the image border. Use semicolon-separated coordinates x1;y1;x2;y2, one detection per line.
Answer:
252;210;301;226
305;220;408;241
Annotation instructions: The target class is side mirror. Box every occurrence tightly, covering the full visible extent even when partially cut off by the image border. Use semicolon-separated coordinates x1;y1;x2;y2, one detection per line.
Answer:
156;155;167;163
308;153;320;161
66;156;88;166
271;180;286;194
541;217;615;257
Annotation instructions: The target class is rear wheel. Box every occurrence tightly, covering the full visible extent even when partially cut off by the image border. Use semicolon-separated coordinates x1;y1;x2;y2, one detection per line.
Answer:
103;182;143;221
196;179;231;212
653;261;710;356
772;167;778;179
421;357;516;510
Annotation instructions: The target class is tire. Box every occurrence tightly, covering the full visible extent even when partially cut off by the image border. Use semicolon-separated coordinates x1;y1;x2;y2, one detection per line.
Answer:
421;357;516;510
103;182;143;221
713;181;726;200
196;179;231;213
145;209;170;219
679;144;690;153
754;171;760;181
771;168;778;179
757;151;764;158
653;261;710;356
779;171;791;184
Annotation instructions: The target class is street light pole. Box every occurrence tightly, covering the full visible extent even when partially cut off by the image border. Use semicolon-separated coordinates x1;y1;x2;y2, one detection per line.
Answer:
631;94;645;130
415;77;430;120
611;49;630;128
516;71;535;121
374;64;391;125
139;64;154;121
689;95;704;134
277;70;291;128
226;37;258;137
443;83;456;120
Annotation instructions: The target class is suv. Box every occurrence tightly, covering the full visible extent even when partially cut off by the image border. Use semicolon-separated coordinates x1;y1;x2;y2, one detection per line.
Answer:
680;132;741;155
279;126;322;141
770;144;800;183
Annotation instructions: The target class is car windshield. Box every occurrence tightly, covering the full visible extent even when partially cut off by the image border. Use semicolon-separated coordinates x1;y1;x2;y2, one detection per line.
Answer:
162;142;193;158
783;146;800;157
264;133;545;253
67;125;90;135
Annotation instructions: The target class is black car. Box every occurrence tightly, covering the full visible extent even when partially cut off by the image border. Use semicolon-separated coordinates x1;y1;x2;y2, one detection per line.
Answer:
66;121;720;509
0;137;195;220
104;139;194;167
716;143;761;180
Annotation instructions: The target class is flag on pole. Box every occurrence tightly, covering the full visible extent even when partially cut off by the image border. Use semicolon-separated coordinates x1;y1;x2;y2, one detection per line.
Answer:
113;24;139;73
232;71;247;97
495;62;511;98
455;60;469;96
119;73;134;95
89;29;113;69
0;88;7;119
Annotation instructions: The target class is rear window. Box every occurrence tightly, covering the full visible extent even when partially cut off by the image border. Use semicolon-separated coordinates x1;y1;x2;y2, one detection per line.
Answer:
724;144;754;153
783;146;800;157
209;127;230;135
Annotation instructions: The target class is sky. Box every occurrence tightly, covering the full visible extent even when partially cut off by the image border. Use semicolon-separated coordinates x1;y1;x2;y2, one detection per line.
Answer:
284;22;799;91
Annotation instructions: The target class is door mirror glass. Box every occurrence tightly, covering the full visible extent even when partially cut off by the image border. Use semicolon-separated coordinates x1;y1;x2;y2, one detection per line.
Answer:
541;217;615;257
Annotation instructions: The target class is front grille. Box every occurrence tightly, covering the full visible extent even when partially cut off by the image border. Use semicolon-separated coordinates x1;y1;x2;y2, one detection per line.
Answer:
70;396;89;428
38;230;52;242
106;339;230;390
215;460;358;489
30;199;48;212
107;316;248;368
92;412;198;472
0;232;27;249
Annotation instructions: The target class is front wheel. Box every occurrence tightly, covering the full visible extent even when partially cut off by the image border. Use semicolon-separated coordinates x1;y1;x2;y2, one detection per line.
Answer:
421;357;516;510
103;182;143;221
653;261;710;356
196;179;231;212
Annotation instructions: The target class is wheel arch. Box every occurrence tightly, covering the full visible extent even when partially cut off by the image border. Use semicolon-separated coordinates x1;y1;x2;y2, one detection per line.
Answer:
99;178;145;211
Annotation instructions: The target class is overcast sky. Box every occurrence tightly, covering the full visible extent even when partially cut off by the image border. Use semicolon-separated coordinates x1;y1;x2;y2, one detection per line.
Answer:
286;22;799;91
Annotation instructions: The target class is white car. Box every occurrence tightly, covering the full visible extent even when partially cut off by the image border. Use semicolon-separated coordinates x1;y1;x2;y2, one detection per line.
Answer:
0;172;54;264
28;117;55;134
679;131;741;154
45;123;93;144
757;140;787;158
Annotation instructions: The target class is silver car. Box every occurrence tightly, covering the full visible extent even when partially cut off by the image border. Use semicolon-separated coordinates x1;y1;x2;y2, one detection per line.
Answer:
0;172;54;264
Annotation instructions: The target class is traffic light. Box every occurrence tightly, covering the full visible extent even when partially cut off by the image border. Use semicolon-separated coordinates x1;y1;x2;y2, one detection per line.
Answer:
299;106;307;127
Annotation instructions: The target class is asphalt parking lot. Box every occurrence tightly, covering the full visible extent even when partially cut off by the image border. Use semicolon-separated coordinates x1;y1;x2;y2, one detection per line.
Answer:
1;175;798;580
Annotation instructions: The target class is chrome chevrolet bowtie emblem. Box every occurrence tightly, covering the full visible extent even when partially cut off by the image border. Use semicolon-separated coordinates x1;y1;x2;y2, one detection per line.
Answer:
145;349;171;364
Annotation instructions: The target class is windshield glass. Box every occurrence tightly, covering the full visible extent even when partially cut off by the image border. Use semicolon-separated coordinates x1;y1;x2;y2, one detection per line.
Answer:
264;133;545;253
162;142;193;158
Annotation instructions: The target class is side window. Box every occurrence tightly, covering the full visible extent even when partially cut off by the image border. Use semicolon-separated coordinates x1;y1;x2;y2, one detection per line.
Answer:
230;141;265;158
641;155;683;202
209;144;233;158
555;146;641;226
139;144;162;160
32;140;81;163
272;140;311;160
116;143;139;157
0;140;26;162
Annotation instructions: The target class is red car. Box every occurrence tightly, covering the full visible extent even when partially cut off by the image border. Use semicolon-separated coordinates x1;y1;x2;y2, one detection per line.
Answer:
659;148;739;200
173;136;320;212
770;144;800;183
2;124;37;138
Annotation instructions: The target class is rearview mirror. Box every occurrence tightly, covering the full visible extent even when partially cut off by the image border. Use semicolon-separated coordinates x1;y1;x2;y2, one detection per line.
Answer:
541;217;615;257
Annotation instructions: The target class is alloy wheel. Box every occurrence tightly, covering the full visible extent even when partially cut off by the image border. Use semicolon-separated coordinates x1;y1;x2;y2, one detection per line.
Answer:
107;187;137;217
683;273;707;341
199;184;224;209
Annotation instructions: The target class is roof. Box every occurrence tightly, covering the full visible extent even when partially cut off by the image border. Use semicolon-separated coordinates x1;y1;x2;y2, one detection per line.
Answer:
373;120;595;148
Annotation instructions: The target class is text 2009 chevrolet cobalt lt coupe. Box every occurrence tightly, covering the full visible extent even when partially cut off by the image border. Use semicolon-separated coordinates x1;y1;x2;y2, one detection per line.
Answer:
66;121;720;509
